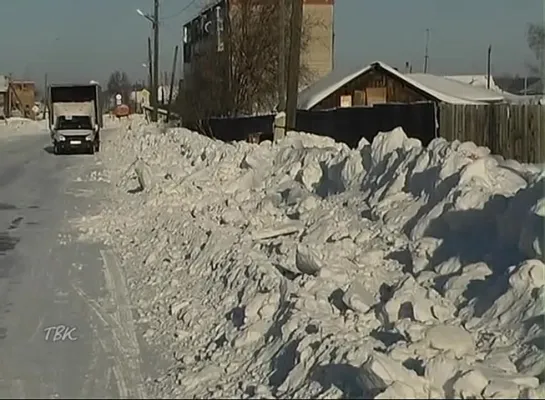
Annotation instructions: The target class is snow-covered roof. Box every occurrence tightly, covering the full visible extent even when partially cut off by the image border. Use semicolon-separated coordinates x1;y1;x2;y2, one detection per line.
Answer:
520;79;543;95
297;61;505;110
296;63;377;110
406;73;505;104
502;93;544;104
444;75;504;93
444;75;544;103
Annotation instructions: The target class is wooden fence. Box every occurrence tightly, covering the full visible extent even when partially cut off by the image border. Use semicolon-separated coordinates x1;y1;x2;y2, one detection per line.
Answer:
439;103;545;163
190;103;437;148
296;102;437;148
187;102;545;164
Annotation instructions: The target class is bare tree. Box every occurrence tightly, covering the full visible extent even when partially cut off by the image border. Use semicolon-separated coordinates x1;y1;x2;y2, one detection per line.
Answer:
181;0;323;125
526;23;545;75
107;70;132;103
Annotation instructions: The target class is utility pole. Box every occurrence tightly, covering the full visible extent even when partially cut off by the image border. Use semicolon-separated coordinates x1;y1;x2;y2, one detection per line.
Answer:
152;0;159;122
487;45;492;89
278;0;286;112
424;28;430;73
147;37;153;91
44;73;48;121
166;45;179;122
539;0;545;166
285;0;304;132
542;0;545;100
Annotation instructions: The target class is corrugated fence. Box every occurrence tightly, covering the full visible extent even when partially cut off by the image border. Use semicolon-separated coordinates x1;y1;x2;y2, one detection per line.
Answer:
296;103;437;148
189;102;545;163
196;102;438;147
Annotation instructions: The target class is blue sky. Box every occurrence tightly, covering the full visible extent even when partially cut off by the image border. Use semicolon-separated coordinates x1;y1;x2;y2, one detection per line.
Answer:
0;0;542;87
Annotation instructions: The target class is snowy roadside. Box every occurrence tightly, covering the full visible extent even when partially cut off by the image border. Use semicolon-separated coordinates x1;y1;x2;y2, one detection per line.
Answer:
73;115;545;399
0;117;48;140
0;114;125;142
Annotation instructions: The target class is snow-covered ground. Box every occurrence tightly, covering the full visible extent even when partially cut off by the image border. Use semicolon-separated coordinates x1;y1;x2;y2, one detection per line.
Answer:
0;117;48;138
74;116;545;399
0;115;125;140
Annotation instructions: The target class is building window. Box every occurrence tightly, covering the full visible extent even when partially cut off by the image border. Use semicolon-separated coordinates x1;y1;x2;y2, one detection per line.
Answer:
183;25;192;63
183;26;190;44
194;18;202;41
183;44;192;63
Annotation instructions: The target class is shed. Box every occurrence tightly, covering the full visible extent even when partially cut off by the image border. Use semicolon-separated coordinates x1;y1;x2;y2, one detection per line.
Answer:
0;75;8;118
297;61;505;111
10;80;36;119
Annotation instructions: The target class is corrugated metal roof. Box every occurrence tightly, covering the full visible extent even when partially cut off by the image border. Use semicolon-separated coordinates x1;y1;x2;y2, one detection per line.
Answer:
297;61;506;110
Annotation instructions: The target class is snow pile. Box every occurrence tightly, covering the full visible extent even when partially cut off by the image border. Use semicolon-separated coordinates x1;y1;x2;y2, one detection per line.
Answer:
75;117;545;399
0;117;47;138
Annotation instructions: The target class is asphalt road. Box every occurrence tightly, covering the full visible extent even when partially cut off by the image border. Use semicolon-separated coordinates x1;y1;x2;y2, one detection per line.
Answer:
0;128;147;399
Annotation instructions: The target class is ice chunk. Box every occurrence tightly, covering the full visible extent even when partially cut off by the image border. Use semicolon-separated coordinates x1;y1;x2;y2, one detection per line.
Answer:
342;282;376;313
425;325;474;357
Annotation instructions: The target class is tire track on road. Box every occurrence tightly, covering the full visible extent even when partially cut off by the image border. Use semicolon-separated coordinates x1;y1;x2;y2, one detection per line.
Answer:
71;249;146;399
101;249;146;398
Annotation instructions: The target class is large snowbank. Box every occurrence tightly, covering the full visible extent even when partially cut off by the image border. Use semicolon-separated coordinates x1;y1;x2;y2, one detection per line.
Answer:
75;116;545;399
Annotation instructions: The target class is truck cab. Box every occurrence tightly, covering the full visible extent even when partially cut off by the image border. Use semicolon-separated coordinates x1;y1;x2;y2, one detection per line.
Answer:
48;83;103;155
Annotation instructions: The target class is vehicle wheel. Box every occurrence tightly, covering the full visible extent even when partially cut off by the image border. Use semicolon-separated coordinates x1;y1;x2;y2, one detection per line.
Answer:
95;140;100;153
88;144;95;155
53;143;60;155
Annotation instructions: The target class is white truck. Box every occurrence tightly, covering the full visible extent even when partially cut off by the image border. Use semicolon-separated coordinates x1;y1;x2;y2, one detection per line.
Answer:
48;83;103;155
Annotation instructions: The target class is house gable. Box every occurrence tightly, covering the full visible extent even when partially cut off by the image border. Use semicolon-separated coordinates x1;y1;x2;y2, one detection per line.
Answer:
312;64;437;110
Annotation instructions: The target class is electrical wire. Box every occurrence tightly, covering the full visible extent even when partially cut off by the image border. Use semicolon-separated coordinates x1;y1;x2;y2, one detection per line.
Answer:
161;0;200;21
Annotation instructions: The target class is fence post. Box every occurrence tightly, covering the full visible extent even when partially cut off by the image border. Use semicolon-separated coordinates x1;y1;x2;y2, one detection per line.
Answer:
488;103;496;154
273;112;286;142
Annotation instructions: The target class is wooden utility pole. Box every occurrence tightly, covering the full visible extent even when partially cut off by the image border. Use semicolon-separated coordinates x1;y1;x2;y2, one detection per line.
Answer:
152;0;159;122
424;28;430;73
166;45;179;122
278;0;287;112
147;37;153;91
487;45;492;89
541;0;545;98
284;0;304;132
44;73;48;99
44;73;48;121
164;71;169;106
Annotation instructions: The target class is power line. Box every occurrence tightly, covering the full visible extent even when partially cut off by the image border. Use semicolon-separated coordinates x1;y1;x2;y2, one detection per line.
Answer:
161;0;199;21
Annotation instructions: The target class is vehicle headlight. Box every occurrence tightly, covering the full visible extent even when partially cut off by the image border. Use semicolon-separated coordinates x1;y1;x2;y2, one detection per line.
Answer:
58;135;66;141
85;134;93;141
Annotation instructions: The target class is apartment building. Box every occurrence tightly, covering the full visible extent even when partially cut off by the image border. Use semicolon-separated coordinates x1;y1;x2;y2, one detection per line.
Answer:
181;0;334;105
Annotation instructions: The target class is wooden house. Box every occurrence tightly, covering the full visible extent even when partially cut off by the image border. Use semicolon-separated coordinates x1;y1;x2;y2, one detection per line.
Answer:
297;61;506;111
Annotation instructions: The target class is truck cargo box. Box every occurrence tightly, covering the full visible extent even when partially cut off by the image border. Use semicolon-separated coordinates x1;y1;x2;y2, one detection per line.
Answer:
48;84;103;130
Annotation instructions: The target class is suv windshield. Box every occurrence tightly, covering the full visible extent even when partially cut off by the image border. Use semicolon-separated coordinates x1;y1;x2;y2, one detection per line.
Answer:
57;115;92;130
